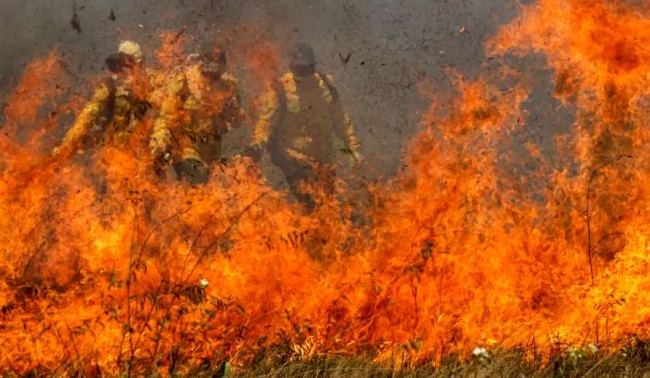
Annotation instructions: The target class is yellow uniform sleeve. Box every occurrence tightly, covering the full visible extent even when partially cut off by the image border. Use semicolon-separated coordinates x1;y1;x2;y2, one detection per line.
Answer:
322;74;362;158
146;68;168;109
149;72;185;156
342;113;361;156
221;74;246;131
251;85;279;147
58;84;111;153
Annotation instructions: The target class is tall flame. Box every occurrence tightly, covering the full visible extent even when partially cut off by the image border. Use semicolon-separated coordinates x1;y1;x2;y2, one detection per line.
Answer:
1;0;650;375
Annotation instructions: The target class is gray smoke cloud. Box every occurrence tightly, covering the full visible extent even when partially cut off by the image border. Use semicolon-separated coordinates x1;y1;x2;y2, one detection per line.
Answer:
2;0;569;179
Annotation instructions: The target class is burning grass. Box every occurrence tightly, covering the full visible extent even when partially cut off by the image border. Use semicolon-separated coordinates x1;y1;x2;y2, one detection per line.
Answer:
2;0;650;375
13;343;650;377
231;343;650;378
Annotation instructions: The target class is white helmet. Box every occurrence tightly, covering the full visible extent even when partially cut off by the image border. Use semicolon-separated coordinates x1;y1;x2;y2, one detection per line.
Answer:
118;40;143;62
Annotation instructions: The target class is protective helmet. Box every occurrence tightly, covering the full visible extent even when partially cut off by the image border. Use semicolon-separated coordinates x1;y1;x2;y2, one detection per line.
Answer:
118;40;144;63
289;43;315;76
105;52;136;74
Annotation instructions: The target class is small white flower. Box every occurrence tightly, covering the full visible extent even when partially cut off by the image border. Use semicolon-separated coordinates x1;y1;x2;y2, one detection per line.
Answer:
199;278;209;288
587;344;599;354
472;346;489;358
567;346;586;360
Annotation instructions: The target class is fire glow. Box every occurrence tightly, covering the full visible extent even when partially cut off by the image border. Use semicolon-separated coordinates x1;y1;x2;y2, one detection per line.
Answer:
1;0;650;375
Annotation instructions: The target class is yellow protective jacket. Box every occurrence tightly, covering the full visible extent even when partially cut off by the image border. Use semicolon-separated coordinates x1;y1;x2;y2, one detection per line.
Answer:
57;67;163;154
149;65;244;164
252;71;360;165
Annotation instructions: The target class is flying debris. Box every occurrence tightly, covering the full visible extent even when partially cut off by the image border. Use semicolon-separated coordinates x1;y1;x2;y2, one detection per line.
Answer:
70;3;82;33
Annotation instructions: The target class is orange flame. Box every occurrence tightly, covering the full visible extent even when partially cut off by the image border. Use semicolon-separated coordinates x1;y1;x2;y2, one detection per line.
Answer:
2;1;650;374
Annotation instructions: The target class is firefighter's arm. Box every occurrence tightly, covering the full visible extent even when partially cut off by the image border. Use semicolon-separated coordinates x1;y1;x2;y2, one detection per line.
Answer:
221;74;245;131
149;73;184;161
54;84;111;155
230;92;245;130
149;103;173;159
242;86;278;162
251;85;278;148
324;75;363;162
146;68;168;112
340;112;363;162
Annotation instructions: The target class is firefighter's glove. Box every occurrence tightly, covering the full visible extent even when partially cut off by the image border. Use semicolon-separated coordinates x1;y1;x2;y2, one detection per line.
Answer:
152;147;173;175
153;147;172;165
351;150;364;164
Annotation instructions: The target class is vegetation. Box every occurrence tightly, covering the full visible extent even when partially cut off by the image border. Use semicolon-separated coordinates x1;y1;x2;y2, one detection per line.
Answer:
12;342;650;377
214;343;650;378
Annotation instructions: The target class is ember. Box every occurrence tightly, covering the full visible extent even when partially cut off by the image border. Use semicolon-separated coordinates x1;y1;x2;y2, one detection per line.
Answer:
1;0;649;375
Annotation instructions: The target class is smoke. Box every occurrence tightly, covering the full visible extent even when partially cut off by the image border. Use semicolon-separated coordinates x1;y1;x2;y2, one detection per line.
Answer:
0;0;529;177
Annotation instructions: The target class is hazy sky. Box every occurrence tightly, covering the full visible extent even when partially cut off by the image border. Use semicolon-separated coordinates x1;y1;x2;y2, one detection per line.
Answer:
1;0;569;178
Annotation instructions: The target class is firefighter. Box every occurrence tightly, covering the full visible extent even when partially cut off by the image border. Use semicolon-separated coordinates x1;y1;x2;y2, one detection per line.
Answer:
53;40;160;157
149;48;244;184
37;41;162;289
248;42;363;209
